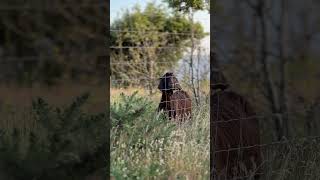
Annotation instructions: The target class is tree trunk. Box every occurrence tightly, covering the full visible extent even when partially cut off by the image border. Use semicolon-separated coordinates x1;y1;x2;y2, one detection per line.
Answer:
148;59;154;95
189;9;199;106
257;0;282;140
278;0;290;138
197;46;201;104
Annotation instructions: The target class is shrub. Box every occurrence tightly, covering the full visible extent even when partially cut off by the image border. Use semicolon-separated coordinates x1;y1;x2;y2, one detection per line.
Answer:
111;92;210;179
0;93;107;180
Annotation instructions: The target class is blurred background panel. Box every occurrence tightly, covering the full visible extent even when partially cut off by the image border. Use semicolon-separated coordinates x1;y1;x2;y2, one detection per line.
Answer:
213;0;320;179
0;0;107;179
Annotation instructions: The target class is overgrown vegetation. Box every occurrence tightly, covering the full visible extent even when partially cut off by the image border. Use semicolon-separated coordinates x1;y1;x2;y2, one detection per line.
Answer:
0;0;105;86
110;92;210;179
110;2;207;88
0;93;107;180
110;91;320;180
259;139;320;180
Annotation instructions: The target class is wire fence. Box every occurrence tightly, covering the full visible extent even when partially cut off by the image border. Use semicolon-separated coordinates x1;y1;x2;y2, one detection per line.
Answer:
211;137;320;179
109;15;320;179
110;29;210;107
211;86;320;179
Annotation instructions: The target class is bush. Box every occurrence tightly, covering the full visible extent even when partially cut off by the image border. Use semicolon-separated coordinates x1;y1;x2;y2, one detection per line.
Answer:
111;92;210;179
0;93;107;180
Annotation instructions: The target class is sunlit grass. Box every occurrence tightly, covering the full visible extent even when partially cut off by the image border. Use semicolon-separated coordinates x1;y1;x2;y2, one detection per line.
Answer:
111;86;162;103
110;89;209;179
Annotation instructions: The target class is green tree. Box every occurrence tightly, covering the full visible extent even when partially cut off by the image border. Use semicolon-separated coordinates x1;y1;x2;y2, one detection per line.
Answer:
164;0;209;12
163;0;209;104
110;2;205;90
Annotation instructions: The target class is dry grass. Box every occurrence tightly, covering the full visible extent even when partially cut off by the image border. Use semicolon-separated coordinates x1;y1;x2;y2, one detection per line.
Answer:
110;84;203;104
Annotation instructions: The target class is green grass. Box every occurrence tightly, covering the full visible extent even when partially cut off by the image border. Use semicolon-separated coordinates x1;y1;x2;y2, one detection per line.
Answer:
110;91;210;179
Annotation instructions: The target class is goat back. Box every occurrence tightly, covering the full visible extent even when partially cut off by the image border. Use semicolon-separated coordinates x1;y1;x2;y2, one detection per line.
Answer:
170;90;192;121
211;90;262;179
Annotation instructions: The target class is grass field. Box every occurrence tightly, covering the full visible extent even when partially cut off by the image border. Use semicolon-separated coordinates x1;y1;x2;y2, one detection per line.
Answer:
110;87;210;179
1;84;319;179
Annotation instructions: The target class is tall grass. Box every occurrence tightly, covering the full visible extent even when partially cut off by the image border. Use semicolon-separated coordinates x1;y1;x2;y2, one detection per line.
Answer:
110;91;209;179
110;89;320;180
258;139;320;180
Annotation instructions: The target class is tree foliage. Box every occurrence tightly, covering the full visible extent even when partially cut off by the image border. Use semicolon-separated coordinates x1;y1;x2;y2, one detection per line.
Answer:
163;0;210;13
110;2;205;87
0;93;107;179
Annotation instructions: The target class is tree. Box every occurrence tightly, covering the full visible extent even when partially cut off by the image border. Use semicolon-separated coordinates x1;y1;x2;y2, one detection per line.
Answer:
213;0;320;140
163;0;209;104
110;2;205;93
164;0;209;12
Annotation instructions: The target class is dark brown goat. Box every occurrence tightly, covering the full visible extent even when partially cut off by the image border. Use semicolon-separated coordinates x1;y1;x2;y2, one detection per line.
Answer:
158;72;192;121
211;71;262;180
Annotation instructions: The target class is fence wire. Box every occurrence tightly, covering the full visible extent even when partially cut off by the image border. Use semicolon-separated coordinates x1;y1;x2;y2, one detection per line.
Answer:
110;27;210;128
211;86;320;179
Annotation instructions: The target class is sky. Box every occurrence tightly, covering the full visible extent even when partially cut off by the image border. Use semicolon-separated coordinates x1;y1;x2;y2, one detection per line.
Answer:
110;0;210;33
